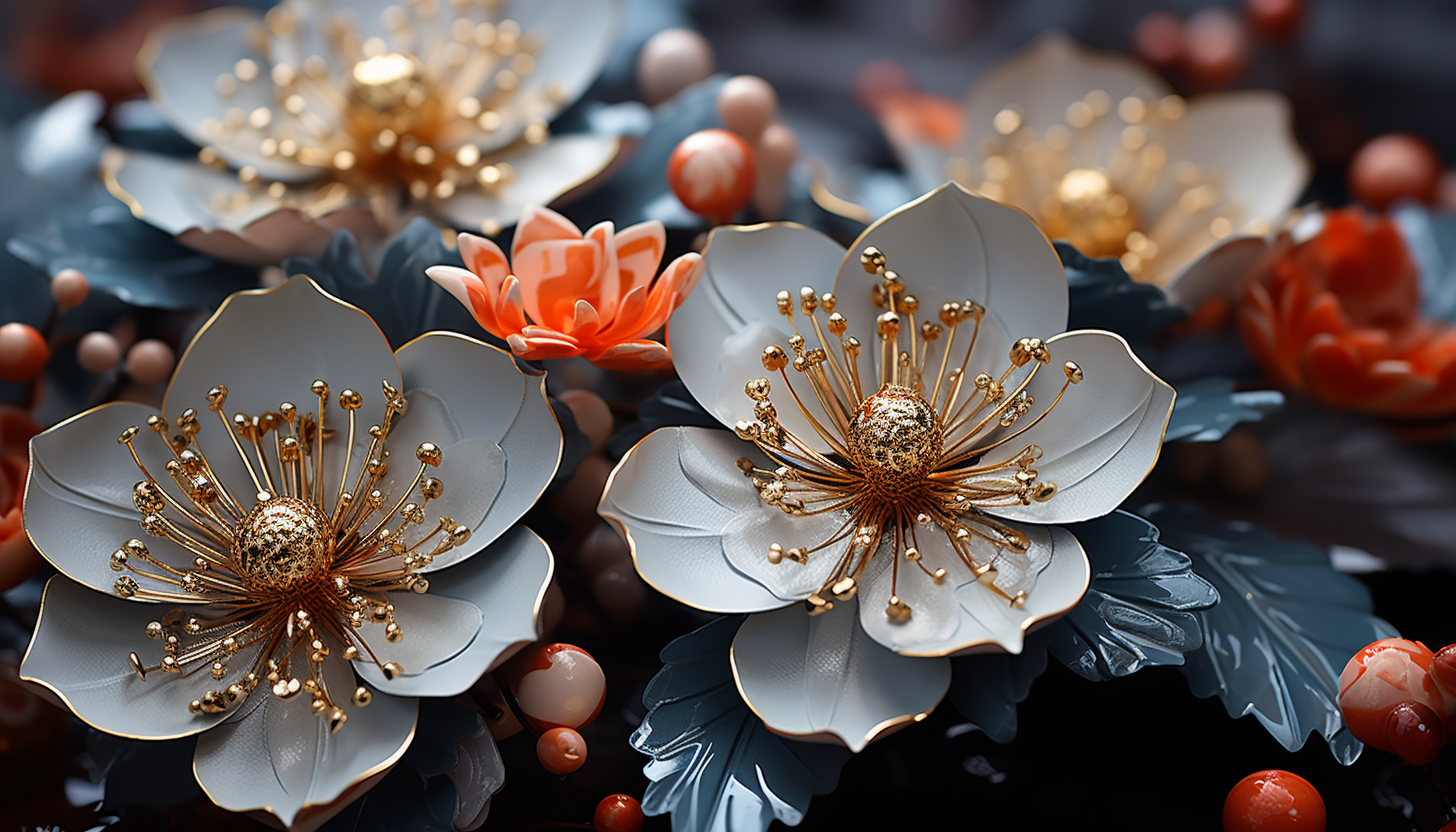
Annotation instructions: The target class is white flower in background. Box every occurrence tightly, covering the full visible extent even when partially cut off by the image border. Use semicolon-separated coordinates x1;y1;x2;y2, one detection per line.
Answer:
21;276;561;827
882;34;1309;307
105;0;625;263
599;184;1174;750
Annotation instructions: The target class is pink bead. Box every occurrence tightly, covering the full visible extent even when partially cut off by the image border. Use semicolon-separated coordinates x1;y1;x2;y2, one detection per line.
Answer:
126;339;175;386
668;129;757;222
50;268;89;313
1350;133;1442;211
508;643;606;731
717;75;778;144
557;389;613;454
593;563;646;625
637;28;715;105
852;59;914;112
754;123;800;218
536;727;587;775
548;453;614;530
1185;8;1250;88
76;331;122;375
0;323;49;384
1132;12;1186;69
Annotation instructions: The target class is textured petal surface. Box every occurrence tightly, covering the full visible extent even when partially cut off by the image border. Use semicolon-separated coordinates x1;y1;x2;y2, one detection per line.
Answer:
730;600;951;751
20;577;260;739
599;427;795;613
428;134;622;232
356;527;551;696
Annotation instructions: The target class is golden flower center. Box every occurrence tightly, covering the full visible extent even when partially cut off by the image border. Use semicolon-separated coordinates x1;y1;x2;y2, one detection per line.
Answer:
1040;168;1137;259
846;385;943;494
232;496;334;592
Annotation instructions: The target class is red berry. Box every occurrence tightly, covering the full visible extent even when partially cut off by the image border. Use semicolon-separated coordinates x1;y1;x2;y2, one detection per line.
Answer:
1350;133;1443;210
667;129;757;222
536;726;587;775
594;794;645;832
1245;0;1303;41
1385;700;1446;765
0;323;50;384
1223;770;1326;832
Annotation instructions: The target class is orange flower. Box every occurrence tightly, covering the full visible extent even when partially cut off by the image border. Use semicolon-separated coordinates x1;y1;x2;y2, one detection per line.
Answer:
1239;208;1456;429
429;206;704;370
0;405;41;591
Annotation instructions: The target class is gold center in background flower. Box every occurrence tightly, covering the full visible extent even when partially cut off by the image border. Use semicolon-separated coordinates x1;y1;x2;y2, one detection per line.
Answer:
732;246;1085;624
112;379;471;732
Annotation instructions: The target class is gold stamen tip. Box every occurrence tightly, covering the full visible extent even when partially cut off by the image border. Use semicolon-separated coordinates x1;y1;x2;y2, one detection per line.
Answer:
416;442;442;466
1064;361;1084;384
831;577;858;601
311;698;328;715
381;661;404;680
421;477;443;499
933;568;947;584
761;345;789;372
886;596;912;622
767;542;784;564
343;645;360;661
328;708;348;734
860;246;886;274
118;426;140;443
311;380;329;398
745;378;771;401
188;699;204;715
114;576;139;597
353;686;372;707
877;312;899;337
129;651;147;680
206;385;228;410
775;290;793;317
804;594;833;615
273;678;303;699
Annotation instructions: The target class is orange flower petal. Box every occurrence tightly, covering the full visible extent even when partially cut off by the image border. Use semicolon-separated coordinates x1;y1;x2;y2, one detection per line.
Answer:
587;339;672;370
511;204;583;262
514;239;604;332
427;264;506;338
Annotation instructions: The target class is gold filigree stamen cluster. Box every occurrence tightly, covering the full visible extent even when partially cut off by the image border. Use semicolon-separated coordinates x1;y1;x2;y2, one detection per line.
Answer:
195;0;565;233
945;92;1268;283
113;379;470;732
733;246;1084;623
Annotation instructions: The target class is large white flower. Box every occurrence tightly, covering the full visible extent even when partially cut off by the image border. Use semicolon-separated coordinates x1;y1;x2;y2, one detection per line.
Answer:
20;276;561;828
106;0;625;262
599;183;1173;750
879;33;1309;308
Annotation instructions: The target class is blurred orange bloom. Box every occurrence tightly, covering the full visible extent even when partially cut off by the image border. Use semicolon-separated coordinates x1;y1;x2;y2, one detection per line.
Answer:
1239;208;1456;429
430;206;703;370
0;405;41;591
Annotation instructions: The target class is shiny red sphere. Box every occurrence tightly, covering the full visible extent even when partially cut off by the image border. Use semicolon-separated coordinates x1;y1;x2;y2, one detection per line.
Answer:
594;794;645;832
668;128;757;222
1349;133;1442;210
0;323;50;384
536;726;587;775
1223;770;1326;832
1245;0;1303;41
505;642;607;732
1386;700;1446;765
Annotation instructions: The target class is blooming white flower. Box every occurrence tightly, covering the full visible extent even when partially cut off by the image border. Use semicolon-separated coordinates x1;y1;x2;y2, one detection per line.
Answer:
600;183;1174;749
21;276;561;827
105;0;626;262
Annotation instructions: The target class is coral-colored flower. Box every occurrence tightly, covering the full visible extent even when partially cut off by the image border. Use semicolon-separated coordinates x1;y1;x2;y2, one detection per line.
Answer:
0;405;41;591
429;206;704;370
1239;208;1456;428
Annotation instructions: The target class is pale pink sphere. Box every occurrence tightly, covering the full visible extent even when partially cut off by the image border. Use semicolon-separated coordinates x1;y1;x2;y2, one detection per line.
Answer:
557;389;613;454
508;643;607;732
50;269;89;313
757;123;800;173
126;339;175;385
637;28;715;105
1339;638;1455;754
852;58;914;112
717;75;778;144
76;331;122;375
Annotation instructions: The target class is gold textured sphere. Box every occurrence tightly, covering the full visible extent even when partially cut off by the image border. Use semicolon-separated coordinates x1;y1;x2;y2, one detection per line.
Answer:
233;497;334;592
1039;168;1137;259
847;385;943;494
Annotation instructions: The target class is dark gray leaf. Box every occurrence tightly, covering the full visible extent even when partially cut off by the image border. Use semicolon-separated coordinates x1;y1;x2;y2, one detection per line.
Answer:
633;616;851;832
946;641;1047;744
1145;503;1399;764
1047;511;1219;681
1058;240;1185;346
1165;377;1283;443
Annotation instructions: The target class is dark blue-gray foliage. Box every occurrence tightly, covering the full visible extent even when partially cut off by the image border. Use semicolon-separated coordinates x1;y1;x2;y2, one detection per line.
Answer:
1164;376;1283;443
947;638;1048;745
608;379;723;458
1056;240;1185;346
633;615;851;832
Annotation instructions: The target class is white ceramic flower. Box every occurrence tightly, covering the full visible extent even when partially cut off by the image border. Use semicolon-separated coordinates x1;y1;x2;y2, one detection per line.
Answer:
599;183;1174;750
884;33;1309;308
105;0;626;263
20;276;561;828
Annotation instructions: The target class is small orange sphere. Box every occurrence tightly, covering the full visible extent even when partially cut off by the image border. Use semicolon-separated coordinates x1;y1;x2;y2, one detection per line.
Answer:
594;794;645;832
536;726;587;775
0;323;50;384
668;129;757;222
1223;770;1326;832
1350;133;1442;210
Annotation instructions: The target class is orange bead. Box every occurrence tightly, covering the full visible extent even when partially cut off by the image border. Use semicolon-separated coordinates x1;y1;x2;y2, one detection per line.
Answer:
1223;770;1325;832
536;726;587;775
0;323;49;384
594;794;645;832
668;129;757;222
1350;133;1442;211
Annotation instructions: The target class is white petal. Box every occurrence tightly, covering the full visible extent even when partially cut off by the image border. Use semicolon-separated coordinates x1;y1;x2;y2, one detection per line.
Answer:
164;276;401;521
830;183;1069;366
20;577;261;739
986;330;1174;524
139;9;319;181
598;427;793;613
720;493;847;603
104;147;377;264
668;223;847;434
857;524;1089;656
355;527;552;696
193;640;417;829
729;600;950;751
429;134;622;232
25;402;202;599
1164;234;1279;309
961;33;1168;158
394;333;561;566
